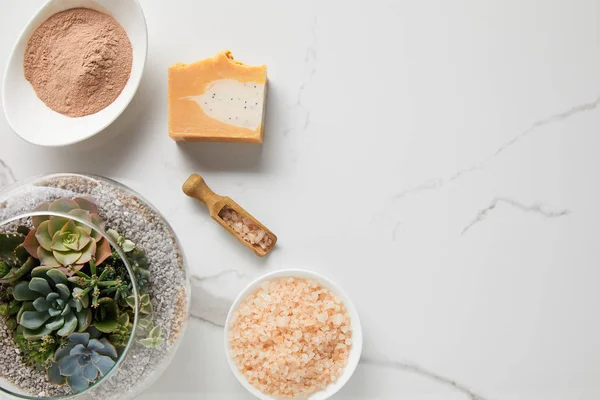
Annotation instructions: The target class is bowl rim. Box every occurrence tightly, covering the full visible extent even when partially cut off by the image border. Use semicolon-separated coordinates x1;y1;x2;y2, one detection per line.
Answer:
1;0;148;147
224;268;363;400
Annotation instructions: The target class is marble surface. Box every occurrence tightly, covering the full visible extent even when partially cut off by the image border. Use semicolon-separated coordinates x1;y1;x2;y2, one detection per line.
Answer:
1;0;600;398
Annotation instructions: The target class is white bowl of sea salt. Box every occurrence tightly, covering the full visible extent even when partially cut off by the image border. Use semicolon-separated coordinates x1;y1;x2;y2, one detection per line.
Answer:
225;269;363;400
2;0;147;147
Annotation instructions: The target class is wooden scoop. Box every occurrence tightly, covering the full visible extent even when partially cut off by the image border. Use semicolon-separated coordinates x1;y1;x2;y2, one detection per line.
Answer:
182;174;277;257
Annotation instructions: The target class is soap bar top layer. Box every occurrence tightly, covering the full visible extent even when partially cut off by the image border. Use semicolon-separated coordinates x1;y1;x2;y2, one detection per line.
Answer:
169;51;267;143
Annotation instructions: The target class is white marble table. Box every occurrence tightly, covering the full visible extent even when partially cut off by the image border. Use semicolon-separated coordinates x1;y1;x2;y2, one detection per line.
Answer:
2;0;600;398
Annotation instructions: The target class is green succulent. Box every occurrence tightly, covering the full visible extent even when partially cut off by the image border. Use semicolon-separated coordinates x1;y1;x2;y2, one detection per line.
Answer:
0;231;37;284
14;327;58;368
106;229;135;253
93;298;119;333
47;332;118;392
0;262;10;278
138;325;164;348
105;230;149;292
68;260;121;308
23;198;112;272
103;245;150;293
125;293;153;315
0;231;26;265
0;299;20;317
5;318;17;331
8;299;21;315
0;285;12;301
101;278;132;302
109;313;132;348
13;267;92;340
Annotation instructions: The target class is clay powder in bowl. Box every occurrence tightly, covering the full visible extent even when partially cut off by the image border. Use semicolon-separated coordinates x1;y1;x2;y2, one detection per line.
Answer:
2;0;148;146
23;8;133;118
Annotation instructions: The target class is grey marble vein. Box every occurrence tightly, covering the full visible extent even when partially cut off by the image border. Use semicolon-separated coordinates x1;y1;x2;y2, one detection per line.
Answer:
0;159;16;189
395;95;600;200
189;270;248;327
285;16;318;138
461;197;570;235
361;355;488;400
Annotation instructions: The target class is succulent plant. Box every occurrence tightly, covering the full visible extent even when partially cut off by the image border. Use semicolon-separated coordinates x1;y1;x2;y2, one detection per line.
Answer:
106;229;135;253
93;297;119;333
5;318;17;331
68;260;121;308
23;198;112;273
105;230;149;292
0;257;37;285
101;278;132;302
47;332;118;392
103;234;150;293
14;326;58;367
13;267;92;339
9;299;21;315
0;231;26;265
138;325;164;348
0;262;10;278
125;293;153;315
0;231;37;284
109;313;132;348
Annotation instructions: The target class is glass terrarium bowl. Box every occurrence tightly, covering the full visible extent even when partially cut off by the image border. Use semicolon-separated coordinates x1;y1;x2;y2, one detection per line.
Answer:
0;173;191;400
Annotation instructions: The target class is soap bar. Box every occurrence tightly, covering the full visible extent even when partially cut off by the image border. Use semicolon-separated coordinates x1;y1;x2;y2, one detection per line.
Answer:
169;51;267;143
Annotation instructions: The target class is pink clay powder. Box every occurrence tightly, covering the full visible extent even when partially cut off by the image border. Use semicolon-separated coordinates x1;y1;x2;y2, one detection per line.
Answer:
23;8;132;118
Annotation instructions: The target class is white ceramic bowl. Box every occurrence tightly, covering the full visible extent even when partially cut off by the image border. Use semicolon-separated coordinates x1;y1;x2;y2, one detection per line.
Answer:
2;0;147;147
225;269;363;400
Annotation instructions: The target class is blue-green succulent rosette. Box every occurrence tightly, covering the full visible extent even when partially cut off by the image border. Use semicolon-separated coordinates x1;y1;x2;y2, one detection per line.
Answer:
47;332;118;392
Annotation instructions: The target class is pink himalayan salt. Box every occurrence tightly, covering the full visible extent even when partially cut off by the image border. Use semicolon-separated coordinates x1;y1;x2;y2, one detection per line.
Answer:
229;277;351;399
219;206;273;250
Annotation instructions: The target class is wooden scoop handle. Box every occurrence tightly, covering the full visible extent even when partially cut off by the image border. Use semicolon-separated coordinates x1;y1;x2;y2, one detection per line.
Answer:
182;174;223;213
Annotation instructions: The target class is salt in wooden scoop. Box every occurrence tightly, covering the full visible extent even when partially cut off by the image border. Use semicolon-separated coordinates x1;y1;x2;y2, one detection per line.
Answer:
182;174;277;257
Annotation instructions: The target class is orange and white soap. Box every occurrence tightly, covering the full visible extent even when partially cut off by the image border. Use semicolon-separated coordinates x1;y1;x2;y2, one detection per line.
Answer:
169;51;267;143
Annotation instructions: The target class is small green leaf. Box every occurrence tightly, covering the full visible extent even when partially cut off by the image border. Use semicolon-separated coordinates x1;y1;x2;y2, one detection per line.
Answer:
45;316;65;330
138;338;155;347
53;250;82;267
75;227;92;251
47;268;68;284
13;281;37;301
38;248;61;268
29;277;52;296
106;229;120;243
48;216;69;237
47;362;65;385
125;296;136;309
21;310;51;329
149;326;161;339
57;313;77;336
23;325;53;340
117;313;130;326
121;240;135;253
68;209;93;234
35;221;53;251
76;240;96;265
76;309;92;332
49;198;79;213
